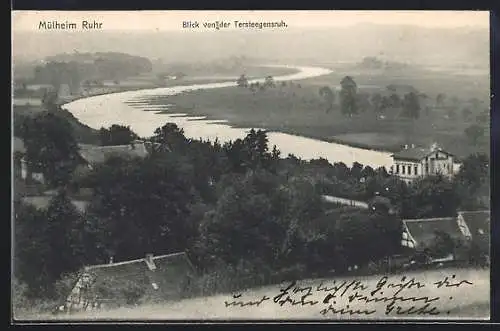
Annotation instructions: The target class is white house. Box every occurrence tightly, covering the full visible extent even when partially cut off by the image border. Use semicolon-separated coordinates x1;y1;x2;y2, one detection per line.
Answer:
390;143;458;184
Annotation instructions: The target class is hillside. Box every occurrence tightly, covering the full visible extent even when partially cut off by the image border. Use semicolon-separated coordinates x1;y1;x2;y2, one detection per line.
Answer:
13;105;100;145
12;25;489;67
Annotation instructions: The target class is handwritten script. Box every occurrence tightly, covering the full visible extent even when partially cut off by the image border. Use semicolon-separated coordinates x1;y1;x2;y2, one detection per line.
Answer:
223;274;473;317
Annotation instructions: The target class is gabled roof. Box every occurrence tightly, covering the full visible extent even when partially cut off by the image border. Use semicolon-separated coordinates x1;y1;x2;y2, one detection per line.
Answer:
78;142;148;165
458;210;490;239
392;147;454;161
402;217;465;250
74;252;196;305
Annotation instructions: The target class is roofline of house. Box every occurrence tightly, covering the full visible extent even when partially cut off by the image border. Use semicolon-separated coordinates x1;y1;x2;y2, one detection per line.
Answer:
457;210;490;214
402;217;455;223
84;252;187;271
391;156;422;162
392;149;455;161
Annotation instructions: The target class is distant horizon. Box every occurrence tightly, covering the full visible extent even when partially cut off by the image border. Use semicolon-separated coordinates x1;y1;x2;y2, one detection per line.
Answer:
11;11;489;68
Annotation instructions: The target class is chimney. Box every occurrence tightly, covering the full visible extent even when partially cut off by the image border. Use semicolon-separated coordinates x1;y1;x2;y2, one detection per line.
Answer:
145;253;156;271
430;142;438;152
109;256;114;264
411;143;415;148
404;144;408;150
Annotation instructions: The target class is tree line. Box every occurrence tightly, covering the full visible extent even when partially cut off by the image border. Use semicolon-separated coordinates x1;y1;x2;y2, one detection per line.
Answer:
13;111;490;305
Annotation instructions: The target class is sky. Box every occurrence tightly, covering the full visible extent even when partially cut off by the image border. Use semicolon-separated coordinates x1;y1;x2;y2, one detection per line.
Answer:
12;10;489;31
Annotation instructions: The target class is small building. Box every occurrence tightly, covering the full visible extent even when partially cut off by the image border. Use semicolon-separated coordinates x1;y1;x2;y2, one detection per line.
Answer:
77;140;149;170
14;136;45;184
64;252;196;312
390;143;457;184
401;217;469;260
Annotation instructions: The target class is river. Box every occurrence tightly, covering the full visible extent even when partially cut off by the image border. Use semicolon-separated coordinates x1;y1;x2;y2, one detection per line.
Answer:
63;65;394;169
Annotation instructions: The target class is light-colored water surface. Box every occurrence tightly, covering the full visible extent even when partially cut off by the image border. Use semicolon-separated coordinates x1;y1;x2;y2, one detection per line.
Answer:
64;65;394;169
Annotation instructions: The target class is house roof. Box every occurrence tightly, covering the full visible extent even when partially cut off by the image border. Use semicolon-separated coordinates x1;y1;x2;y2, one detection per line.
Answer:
21;195;89;212
402;217;465;250
78;142;148;165
74;252;196;304
458;210;490;240
13;137;26;154
392;146;453;161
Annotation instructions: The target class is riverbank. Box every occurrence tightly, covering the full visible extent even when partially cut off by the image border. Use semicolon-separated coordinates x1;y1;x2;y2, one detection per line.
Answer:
128;83;488;159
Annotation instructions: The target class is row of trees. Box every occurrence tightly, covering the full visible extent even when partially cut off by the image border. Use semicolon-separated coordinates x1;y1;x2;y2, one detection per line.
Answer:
319;76;422;118
237;74;278;91
318;77;487;122
31;53;153;93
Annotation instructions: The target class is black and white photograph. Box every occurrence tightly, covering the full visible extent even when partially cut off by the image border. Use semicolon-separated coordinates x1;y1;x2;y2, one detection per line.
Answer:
11;10;491;321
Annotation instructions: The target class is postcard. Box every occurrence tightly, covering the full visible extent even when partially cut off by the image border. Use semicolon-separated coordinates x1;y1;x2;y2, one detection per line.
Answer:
11;10;491;321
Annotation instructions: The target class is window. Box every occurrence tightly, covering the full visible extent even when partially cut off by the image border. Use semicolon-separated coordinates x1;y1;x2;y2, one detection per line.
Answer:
396;164;400;174
408;165;411;175
414;165;418;175
425;164;429;174
402;165;405;175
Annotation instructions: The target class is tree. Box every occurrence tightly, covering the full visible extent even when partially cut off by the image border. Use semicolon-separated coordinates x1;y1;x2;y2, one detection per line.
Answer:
196;170;284;269
223;129;276;173
389;94;401;108
86;152;199;260
44;190;88;282
332;162;350;181
371;93;382;113
236;74;248;88
152;123;188;151
380;96;391;112
356;93;371;112
318;86;335;113
334;209;401;268
350;161;364;180
360;165;376;179
436;93;446;108
402;92;421;119
99;124;139;146
339;76;358;116
19;112;81;187
405;175;461;219
14;202;53;297
464;124;485;146
454;153;489;209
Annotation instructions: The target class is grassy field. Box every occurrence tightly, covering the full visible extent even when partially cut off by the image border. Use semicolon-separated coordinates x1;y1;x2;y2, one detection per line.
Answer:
17;267;489;321
133;66;489;158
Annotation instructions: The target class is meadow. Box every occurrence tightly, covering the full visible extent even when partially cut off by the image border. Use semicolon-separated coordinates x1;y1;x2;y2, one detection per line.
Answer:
133;65;489;159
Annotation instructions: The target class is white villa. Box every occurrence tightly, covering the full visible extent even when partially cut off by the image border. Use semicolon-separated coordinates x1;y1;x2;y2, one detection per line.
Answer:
390;143;460;184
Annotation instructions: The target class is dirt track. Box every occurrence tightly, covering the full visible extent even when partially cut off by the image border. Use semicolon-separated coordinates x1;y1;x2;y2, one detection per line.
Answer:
19;267;489;321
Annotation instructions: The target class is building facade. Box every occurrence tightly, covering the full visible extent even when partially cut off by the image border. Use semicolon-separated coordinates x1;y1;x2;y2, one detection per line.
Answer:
390;143;456;184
